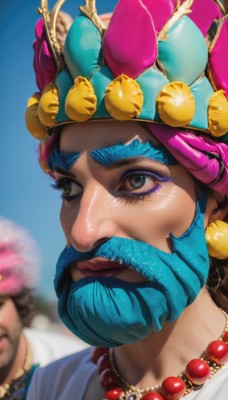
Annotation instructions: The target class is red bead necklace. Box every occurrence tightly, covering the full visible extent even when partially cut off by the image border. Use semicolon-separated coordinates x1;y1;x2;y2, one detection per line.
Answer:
91;311;228;400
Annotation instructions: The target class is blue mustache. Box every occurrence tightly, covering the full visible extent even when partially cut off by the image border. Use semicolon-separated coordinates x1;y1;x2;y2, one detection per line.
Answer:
55;236;159;291
54;230;208;295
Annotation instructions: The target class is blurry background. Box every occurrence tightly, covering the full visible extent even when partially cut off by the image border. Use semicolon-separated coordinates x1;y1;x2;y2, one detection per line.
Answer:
0;0;117;313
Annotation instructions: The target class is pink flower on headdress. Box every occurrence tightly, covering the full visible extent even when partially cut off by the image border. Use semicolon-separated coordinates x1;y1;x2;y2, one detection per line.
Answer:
33;19;57;91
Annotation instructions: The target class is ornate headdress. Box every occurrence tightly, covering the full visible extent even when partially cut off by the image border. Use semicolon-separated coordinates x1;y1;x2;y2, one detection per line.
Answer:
25;0;228;196
0;217;40;295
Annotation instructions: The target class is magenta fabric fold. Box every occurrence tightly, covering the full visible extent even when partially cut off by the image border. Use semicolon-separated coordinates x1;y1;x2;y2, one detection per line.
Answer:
103;0;157;78
141;0;174;32
147;123;228;195
33;19;57;91
38;133;56;177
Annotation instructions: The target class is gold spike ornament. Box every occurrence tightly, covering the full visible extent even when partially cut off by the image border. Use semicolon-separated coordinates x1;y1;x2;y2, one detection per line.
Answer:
38;0;67;71
79;0;105;34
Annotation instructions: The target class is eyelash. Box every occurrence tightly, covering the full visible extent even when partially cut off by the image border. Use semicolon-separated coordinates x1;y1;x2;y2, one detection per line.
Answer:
118;169;170;203
51;178;82;202
52;169;170;203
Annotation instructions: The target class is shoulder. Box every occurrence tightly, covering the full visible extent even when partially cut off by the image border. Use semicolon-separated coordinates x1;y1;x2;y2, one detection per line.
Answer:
24;327;87;366
30;346;93;378
26;347;95;400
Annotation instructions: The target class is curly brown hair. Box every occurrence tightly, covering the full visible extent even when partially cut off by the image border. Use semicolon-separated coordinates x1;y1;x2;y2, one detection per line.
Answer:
12;288;36;327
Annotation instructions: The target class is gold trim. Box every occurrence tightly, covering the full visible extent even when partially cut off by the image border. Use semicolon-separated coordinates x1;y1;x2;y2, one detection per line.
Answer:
79;0;105;35
214;0;226;15
209;15;228;53
51;0;67;34
46;116;211;135
158;0;194;40
38;0;67;71
175;0;181;11
206;64;218;91
155;59;168;77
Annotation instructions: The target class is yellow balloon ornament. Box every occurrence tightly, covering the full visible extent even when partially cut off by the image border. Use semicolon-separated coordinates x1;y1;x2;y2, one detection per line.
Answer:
208;90;228;137
206;220;228;259
25;93;47;140
105;74;143;121
157;81;195;127
38;137;51;175
65;77;97;122
38;83;59;127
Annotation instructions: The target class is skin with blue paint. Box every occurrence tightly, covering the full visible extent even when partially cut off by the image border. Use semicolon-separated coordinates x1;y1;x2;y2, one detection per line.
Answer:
50;136;177;171
51;120;226;394
49;149;80;170
53;121;197;257
89;138;177;167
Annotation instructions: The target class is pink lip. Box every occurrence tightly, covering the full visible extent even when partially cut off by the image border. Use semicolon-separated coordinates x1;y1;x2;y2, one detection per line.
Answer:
76;257;128;277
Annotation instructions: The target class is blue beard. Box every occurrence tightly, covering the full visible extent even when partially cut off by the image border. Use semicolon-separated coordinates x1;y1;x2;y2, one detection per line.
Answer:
55;190;210;347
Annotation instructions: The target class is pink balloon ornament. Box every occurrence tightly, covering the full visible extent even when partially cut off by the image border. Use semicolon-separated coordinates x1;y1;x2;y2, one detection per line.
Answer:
33;19;57;91
103;0;158;79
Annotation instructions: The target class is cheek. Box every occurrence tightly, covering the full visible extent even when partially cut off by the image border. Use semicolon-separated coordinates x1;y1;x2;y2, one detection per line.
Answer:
121;186;197;251
3;303;23;334
60;203;77;247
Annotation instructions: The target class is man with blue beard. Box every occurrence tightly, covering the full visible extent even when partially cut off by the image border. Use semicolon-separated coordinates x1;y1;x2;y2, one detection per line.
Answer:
25;0;228;399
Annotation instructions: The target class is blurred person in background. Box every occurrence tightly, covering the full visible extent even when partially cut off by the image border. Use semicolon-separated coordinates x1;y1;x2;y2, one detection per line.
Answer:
0;217;87;400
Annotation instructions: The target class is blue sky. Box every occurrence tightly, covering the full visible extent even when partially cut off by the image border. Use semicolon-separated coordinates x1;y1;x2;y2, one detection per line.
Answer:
0;0;117;300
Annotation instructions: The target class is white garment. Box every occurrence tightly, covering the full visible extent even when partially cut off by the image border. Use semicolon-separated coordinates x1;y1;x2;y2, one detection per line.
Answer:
27;347;228;400
24;327;87;367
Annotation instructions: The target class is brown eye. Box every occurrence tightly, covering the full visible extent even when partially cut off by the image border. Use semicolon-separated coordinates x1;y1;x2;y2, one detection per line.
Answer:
62;180;72;196
52;178;83;201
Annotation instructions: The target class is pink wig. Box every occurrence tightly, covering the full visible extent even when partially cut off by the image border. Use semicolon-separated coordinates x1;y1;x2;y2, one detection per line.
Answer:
0;217;40;295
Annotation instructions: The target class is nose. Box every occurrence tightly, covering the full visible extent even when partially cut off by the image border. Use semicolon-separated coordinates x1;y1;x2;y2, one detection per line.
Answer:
70;186;120;252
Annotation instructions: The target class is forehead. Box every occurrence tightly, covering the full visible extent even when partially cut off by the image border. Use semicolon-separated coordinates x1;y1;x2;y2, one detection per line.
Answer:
59;121;159;152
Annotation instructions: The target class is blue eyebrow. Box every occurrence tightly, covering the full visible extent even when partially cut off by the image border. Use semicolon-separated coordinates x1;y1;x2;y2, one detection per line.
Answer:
49;149;81;170
89;139;177;166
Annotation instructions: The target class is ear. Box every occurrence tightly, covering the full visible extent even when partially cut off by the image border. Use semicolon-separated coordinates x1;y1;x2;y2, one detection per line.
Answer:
205;191;228;227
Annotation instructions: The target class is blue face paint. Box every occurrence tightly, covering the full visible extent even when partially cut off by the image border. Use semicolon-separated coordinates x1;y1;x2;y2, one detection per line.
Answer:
49;148;81;170
89;139;177;166
56;190;210;347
